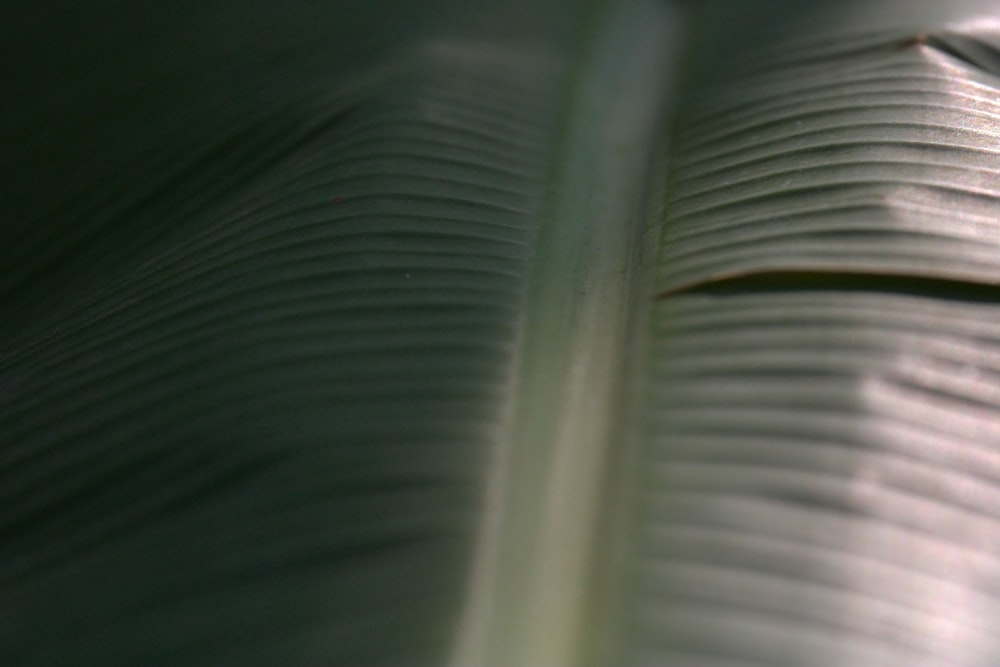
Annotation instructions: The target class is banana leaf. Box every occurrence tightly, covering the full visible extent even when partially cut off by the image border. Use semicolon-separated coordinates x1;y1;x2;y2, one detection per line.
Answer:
3;0;1000;665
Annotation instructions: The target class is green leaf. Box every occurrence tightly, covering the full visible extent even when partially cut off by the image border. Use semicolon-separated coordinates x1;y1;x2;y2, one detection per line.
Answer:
1;1;594;664
4;0;1000;665
629;2;1000;665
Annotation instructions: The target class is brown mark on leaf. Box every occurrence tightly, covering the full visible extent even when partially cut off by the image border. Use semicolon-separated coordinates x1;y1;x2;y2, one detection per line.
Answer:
898;33;930;50
654;269;1000;303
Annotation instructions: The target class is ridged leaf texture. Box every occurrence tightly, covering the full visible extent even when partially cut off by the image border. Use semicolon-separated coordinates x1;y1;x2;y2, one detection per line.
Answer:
3;0;1000;665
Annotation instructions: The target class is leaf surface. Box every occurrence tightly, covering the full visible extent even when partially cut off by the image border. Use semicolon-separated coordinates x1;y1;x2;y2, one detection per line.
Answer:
5;1;1000;666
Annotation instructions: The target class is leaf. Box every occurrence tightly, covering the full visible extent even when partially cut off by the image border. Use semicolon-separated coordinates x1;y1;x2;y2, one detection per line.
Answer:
0;1;594;664
4;0;1000;666
628;2;1000;665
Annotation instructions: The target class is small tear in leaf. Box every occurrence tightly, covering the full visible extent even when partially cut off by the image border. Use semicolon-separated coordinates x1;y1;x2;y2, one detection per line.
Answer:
899;28;1000;79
